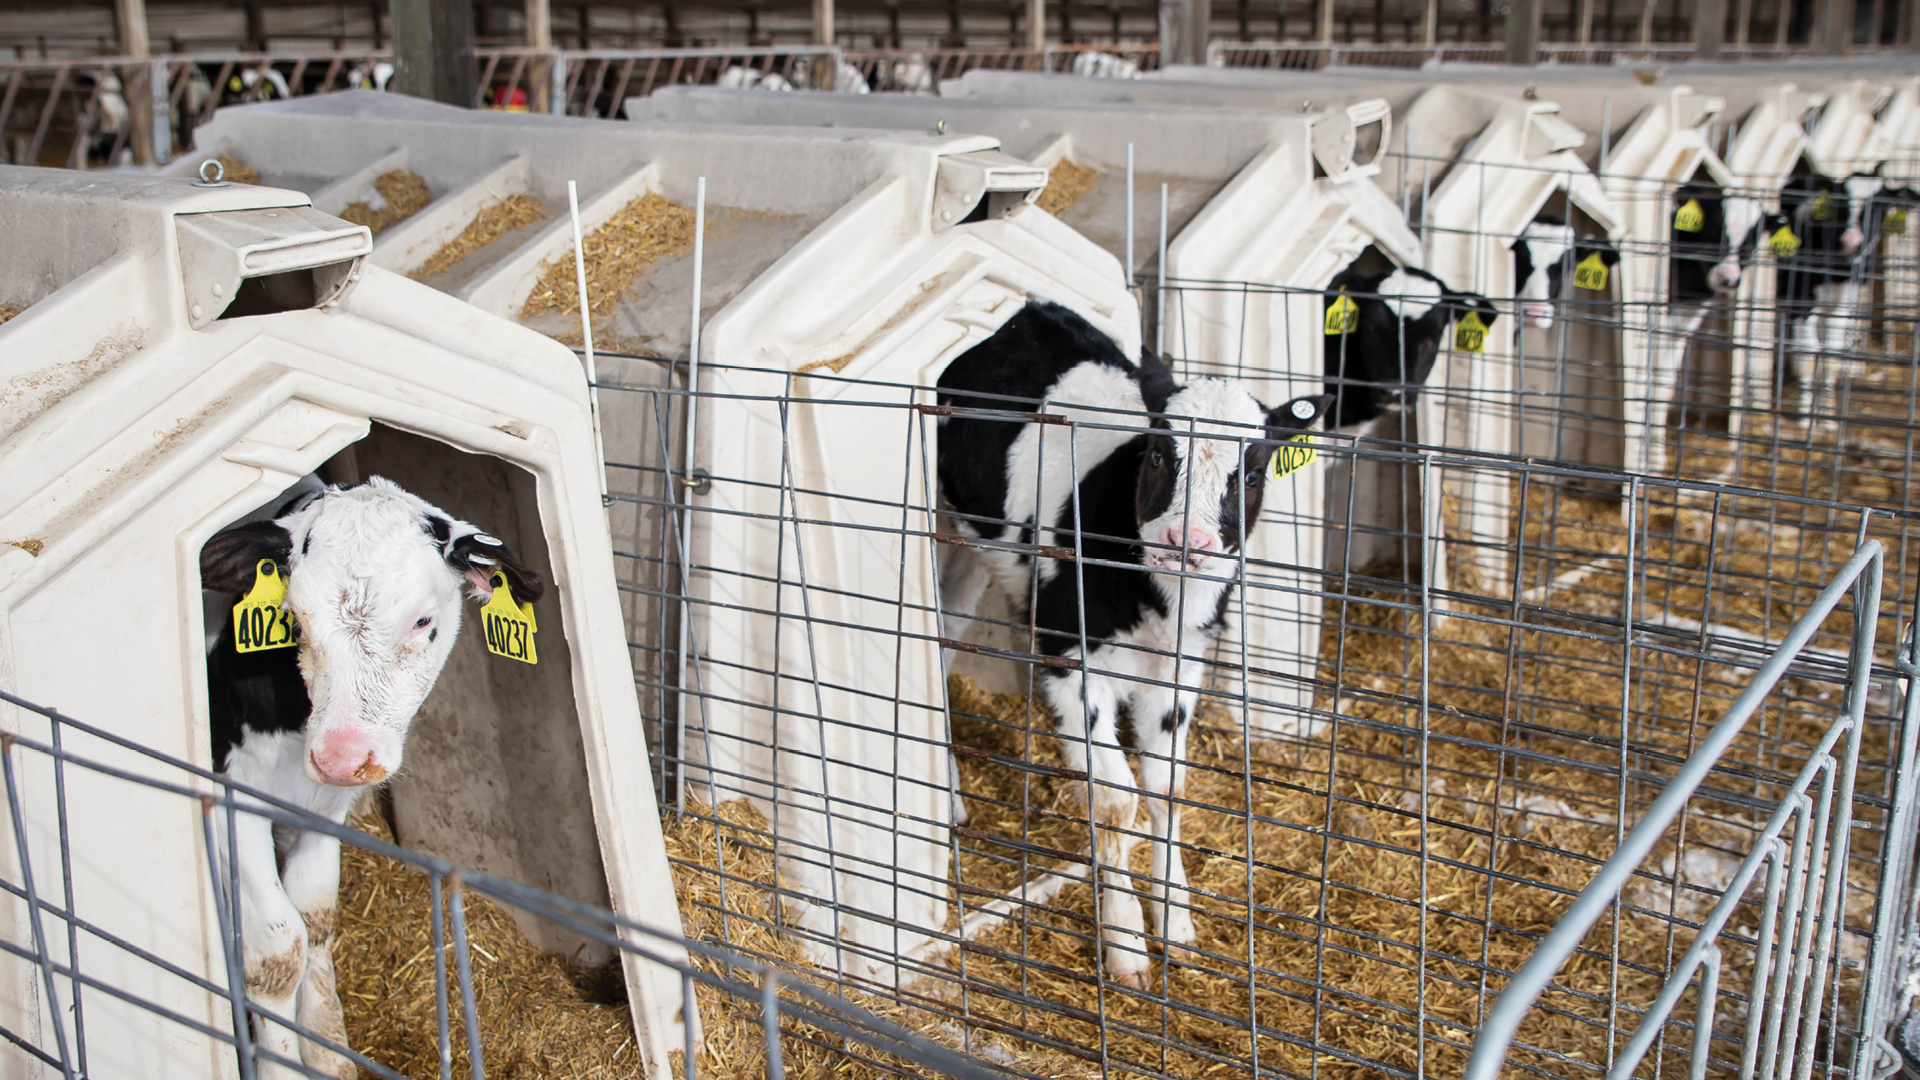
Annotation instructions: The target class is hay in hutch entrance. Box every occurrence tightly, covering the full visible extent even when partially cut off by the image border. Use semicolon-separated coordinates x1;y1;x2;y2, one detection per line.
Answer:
519;192;696;333
214;153;261;185
1037;159;1100;217
413;195;551;282
340;170;434;236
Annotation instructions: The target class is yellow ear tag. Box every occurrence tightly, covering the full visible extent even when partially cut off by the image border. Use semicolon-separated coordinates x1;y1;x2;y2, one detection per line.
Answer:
233;560;298;654
1324;291;1359;336
1887;209;1908;235
481;573;537;665
1267;436;1318;481
1673;198;1706;233
1454;310;1488;353
1811;194;1833;221
1770;225;1801;256
1573;251;1610;291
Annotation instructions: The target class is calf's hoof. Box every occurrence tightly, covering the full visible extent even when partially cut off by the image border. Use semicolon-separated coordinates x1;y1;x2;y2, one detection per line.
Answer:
1158;904;1197;949
300;1039;357;1080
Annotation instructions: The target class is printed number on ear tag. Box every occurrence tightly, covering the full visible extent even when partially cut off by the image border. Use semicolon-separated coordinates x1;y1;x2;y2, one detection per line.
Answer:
1770;226;1801;257
1454;310;1488;353
1268;436;1318;482
1324;291;1358;336
482;573;537;665
1673;198;1706;233
1887;209;1908;236
233;559;298;653
1573;251;1610;291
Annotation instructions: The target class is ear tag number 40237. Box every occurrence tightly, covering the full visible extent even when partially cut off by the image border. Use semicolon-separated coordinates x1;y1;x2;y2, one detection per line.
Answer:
482;573;537;665
233;559;298;653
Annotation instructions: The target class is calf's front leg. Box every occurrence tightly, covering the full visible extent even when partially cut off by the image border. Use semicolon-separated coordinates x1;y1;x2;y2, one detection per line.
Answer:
1044;668;1149;987
224;807;310;1080
282;827;354;1080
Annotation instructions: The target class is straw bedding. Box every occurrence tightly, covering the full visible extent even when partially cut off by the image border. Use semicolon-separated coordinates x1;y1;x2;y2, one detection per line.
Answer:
340;170;433;236
335;810;639;1079
215;153;260;186
330;351;1903;1080
1037;160;1099;218
520;192;695;326
412;194;550;281
0;306;18;326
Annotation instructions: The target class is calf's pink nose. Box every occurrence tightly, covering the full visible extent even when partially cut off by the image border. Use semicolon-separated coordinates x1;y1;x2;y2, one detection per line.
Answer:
1161;526;1219;557
1711;261;1742;289
309;730;388;786
1842;227;1864;253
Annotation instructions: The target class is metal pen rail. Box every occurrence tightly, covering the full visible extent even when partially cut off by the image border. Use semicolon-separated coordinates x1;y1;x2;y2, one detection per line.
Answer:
0;689;1003;1080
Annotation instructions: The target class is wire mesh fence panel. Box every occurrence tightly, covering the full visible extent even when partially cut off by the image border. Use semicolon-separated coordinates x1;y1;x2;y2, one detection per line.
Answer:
589;328;1918;1080
0;689;1004;1080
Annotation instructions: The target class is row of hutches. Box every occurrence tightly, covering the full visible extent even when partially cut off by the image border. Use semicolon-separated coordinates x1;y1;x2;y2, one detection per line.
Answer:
1;57;1918;1075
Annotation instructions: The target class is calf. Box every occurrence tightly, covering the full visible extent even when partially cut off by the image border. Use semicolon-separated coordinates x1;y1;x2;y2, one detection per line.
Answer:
1322;265;1500;433
200;477;541;1080
1770;173;1880;402
1669;182;1766;305
1511;215;1621;329
936;300;1330;985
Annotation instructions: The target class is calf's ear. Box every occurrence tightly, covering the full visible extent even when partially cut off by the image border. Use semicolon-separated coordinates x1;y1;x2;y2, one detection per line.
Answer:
1446;292;1501;328
1136;348;1180;414
446;531;546;606
1266;394;1335;433
200;521;294;594
1576;238;1622;268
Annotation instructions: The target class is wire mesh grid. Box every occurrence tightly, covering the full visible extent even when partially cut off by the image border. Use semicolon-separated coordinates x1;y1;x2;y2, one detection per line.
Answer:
591;318;1918;1080
0;687;1006;1080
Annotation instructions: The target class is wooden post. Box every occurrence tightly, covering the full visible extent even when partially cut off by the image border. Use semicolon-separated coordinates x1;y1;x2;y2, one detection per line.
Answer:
1028;0;1045;51
1424;0;1438;44
1316;0;1334;42
1696;0;1727;54
526;0;552;45
1506;0;1540;60
392;0;478;106
1159;0;1209;61
1735;0;1751;44
526;0;551;112
1777;0;1789;43
1578;0;1594;41
113;0;155;165
815;0;835;45
1638;0;1656;45
1823;0;1855;49
1820;0;1850;48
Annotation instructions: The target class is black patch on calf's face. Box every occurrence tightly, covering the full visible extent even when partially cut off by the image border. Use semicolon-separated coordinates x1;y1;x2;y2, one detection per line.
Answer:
200;520;294;594
1133;427;1178;535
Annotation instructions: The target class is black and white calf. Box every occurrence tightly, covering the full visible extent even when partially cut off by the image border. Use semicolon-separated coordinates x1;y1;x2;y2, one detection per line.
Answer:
1770;173;1891;401
1668;182;1766;305
1321;265;1499;433
200;477;541;1079
935;300;1330;984
1511;214;1621;329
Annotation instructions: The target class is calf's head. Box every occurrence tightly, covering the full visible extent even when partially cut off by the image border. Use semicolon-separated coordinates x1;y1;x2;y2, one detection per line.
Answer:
1132;353;1332;573
1511;216;1618;328
1670;183;1764;297
201;477;543;788
1323;266;1498;430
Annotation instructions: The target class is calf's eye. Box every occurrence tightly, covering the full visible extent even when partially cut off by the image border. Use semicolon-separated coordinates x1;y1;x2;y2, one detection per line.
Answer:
1150;448;1165;468
414;615;433;629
